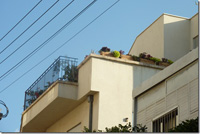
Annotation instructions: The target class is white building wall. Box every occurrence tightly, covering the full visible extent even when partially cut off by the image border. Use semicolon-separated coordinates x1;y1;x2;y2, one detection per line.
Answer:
164;15;190;61
133;66;161;88
88;56;162;130
136;61;198;132
190;14;198;50
129;15;164;59
129;13;198;62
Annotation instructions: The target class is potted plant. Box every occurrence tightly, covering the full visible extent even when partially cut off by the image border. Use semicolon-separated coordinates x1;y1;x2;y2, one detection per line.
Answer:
139;52;155;64
132;55;140;61
112;50;120;58
64;65;78;82
118;50;133;60
99;47;112;56
149;57;161;65
159;58;173;66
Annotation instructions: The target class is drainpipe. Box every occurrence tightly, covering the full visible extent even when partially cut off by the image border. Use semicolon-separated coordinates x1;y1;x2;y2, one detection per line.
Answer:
88;95;94;132
133;97;137;132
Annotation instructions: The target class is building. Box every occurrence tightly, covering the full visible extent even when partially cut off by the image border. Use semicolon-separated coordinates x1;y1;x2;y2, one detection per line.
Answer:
131;13;198;132
20;13;198;132
133;48;198;132
129;13;198;62
20;54;165;132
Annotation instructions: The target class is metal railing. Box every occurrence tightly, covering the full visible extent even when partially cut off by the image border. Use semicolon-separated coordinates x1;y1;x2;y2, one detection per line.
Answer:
24;56;78;110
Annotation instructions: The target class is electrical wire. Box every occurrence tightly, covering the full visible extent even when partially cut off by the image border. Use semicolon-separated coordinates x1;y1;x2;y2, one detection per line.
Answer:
0;0;75;64
0;0;120;94
0;0;42;41
0;0;59;55
0;0;97;81
0;100;9;118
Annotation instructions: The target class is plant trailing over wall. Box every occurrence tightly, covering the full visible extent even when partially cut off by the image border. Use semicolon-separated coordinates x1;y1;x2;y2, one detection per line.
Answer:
99;47;110;53
112;50;120;58
168;117;198;132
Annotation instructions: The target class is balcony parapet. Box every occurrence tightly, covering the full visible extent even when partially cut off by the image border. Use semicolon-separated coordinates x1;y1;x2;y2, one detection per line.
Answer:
24;56;78;110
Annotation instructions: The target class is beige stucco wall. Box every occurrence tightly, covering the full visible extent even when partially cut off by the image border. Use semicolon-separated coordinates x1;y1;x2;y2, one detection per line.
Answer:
129;15;164;59
78;58;92;99
190;14;198;50
136;61;198;132
129;13;198;62
89;57;162;130
22;84;59;129
21;82;78;132
164;15;190;61
46;93;99;132
90;58;134;130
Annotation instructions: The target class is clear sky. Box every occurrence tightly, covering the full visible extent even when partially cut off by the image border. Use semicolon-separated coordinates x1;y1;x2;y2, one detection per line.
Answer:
0;0;198;132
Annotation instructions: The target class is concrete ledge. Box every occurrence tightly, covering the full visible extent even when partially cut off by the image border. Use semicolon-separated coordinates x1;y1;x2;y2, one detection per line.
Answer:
132;48;198;98
77;54;165;70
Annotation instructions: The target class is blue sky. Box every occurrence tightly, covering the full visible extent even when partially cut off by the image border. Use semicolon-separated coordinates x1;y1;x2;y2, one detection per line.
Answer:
0;0;198;132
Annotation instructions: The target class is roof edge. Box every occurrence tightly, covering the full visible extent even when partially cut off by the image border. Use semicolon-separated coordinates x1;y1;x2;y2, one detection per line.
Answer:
77;53;165;70
132;47;198;98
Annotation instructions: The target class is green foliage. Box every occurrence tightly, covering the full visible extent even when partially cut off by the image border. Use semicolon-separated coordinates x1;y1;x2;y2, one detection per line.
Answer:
139;52;152;59
133;124;148;132
64;65;78;82
112;50;120;58
169;117;198;132
83;126;102;132
149;57;161;64
168;59;173;64
105;122;132;132
162;58;173;64
132;55;140;61
83;122;147;132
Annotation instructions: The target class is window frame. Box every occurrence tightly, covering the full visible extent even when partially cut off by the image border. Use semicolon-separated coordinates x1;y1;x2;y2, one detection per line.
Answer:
152;107;179;132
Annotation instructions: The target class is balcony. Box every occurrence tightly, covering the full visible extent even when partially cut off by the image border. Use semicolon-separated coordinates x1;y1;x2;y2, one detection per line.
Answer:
21;56;80;132
24;56;78;110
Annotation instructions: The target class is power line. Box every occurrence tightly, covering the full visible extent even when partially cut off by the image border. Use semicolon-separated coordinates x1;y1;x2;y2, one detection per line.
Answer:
0;0;120;94
0;0;75;64
0;0;59;55
0;0;97;81
0;0;42;41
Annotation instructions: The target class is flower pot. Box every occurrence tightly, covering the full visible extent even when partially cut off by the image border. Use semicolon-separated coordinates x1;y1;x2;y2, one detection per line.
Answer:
120;55;133;60
159;62;170;67
140;58;155;65
100;52;114;57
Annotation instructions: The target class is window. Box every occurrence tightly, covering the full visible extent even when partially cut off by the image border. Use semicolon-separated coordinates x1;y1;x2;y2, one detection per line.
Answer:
152;108;178;132
193;36;199;49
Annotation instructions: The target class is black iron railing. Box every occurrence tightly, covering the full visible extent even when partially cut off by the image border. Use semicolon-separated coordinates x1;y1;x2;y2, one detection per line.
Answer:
24;56;78;110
